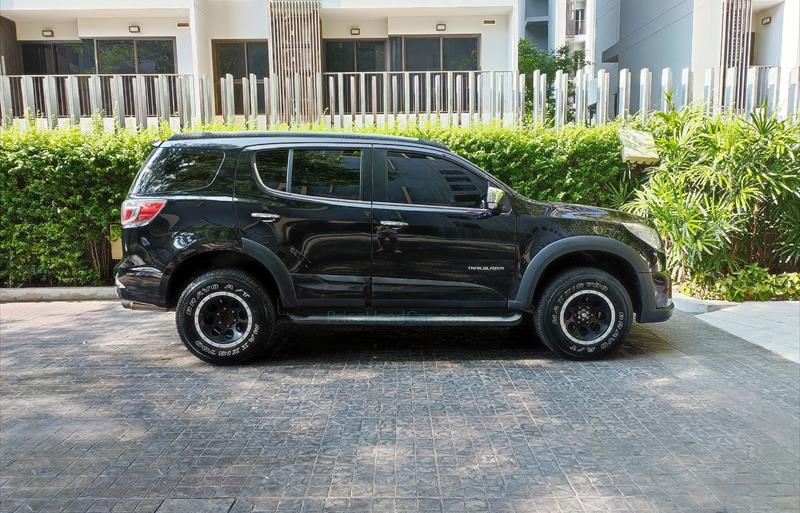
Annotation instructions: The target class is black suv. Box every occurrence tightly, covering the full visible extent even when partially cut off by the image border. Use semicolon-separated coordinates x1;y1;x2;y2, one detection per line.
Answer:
116;132;672;364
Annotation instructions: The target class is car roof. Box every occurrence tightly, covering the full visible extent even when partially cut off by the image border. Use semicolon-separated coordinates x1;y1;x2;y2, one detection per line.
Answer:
166;131;449;150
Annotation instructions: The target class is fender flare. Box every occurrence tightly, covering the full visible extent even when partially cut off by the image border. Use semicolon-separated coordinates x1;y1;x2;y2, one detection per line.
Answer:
509;235;651;311
241;238;298;308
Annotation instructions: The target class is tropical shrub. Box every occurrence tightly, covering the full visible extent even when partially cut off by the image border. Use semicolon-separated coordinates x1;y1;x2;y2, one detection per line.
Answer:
625;106;800;281
682;265;800;302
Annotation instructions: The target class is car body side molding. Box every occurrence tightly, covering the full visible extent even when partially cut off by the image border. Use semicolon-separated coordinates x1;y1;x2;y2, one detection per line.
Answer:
241;238;298;308
509;235;651;311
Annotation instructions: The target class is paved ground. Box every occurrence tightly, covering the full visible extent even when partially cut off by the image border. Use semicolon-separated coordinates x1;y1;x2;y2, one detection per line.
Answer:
1;301;798;513
696;302;800;363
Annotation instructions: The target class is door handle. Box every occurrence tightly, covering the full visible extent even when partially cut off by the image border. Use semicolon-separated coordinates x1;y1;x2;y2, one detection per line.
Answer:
251;212;281;223
379;220;408;228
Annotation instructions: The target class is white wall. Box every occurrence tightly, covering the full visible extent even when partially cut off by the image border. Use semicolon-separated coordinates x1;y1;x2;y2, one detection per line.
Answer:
203;0;269;40
1;0;190;10
14;20;80;40
613;0;694;110
388;15;511;70
778;0;799;68
322;19;388;39
593;0;618;70
190;0;212;80
753;3;783;66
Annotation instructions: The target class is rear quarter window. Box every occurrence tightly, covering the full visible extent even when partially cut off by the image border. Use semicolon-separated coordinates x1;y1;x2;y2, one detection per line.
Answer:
133;146;225;194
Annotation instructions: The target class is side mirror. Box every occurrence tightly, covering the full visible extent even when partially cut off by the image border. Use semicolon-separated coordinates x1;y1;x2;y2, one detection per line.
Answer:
485;185;506;212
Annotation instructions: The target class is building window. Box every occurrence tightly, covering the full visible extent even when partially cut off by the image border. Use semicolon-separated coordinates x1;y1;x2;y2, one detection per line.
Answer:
323;40;386;72
574;9;585;35
388;37;403;71
96;39;176;74
212;40;270;115
20;40;96;74
405;38;441;71
97;40;135;73
401;36;479;71
442;37;479;71
136;40;176;73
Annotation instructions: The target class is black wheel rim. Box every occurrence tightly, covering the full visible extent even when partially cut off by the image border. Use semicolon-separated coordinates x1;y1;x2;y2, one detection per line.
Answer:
560;291;614;344
196;293;250;347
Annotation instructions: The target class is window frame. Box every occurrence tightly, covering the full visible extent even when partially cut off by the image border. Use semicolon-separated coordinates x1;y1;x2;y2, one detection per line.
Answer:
19;39;98;75
249;143;371;205
211;39;270;115
322;39;388;72
95;37;177;74
399;35;481;72
321;36;480;73
372;144;507;212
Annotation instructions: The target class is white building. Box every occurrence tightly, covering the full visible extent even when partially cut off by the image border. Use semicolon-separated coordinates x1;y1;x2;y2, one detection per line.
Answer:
520;0;595;61
0;0;526;118
594;0;799;113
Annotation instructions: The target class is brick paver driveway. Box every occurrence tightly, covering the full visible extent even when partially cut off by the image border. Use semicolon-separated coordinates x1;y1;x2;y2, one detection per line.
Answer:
1;301;798;513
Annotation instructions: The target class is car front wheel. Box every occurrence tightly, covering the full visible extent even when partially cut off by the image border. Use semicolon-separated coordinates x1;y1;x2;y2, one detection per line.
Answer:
176;269;277;364
533;267;632;359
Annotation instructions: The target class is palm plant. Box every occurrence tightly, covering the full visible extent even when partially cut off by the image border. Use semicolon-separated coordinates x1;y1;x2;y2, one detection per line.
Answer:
625;105;800;280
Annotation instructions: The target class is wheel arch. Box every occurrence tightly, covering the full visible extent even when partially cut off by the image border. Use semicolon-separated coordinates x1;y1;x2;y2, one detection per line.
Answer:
510;236;650;318
164;240;297;309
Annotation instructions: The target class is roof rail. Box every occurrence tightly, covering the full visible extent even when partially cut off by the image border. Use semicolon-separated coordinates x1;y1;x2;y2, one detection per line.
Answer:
167;131;448;150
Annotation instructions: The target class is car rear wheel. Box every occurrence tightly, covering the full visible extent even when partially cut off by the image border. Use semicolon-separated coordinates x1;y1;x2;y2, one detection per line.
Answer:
533;267;632;359
176;269;277;364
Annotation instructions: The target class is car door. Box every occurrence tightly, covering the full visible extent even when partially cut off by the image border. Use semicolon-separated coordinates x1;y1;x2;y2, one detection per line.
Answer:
370;145;517;308
235;142;373;307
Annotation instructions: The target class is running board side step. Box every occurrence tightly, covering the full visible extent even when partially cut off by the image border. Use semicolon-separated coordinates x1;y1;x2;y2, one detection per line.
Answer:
288;312;522;326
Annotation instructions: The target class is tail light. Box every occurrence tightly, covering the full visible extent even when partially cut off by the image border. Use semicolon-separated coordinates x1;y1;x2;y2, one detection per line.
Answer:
121;199;167;227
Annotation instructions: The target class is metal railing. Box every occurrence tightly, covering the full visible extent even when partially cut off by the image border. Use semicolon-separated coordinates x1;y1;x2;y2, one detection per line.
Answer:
0;74;189;128
320;71;523;126
1;66;798;131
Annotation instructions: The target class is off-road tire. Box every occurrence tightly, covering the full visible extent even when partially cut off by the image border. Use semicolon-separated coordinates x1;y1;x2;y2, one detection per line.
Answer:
176;269;277;364
533;267;632;359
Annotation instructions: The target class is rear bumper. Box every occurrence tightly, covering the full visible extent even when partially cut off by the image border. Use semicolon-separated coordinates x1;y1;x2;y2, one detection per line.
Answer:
114;257;168;310
637;270;674;323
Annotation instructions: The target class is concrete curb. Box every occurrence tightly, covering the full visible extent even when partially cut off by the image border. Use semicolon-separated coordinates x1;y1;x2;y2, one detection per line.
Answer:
0;287;117;303
673;292;738;314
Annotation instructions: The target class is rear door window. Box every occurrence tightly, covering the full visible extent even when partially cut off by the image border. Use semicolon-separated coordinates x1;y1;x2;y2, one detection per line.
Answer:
133;146;225;194
291;149;361;200
254;148;362;201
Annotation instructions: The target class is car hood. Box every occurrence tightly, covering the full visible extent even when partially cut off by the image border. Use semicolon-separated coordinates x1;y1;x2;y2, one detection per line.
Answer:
540;200;650;226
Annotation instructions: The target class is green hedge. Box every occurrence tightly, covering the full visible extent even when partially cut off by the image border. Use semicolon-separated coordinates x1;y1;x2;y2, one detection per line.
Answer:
0;122;627;287
2;118;797;301
0;127;164;286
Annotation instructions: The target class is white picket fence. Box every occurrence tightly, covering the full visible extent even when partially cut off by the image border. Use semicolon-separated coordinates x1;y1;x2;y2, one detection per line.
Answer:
1;65;798;131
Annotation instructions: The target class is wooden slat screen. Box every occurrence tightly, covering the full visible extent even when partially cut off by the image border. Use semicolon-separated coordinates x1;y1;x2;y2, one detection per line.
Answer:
268;0;322;123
